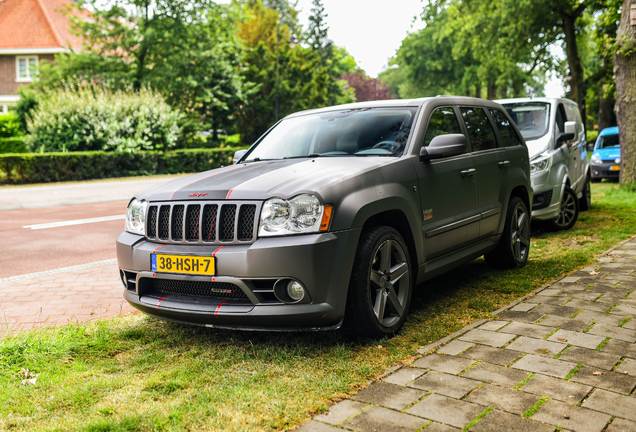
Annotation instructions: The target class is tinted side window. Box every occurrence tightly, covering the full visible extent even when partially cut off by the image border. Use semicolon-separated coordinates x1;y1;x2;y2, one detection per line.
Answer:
424;107;462;146
489;109;523;147
556;104;566;133
565;104;584;135
459;107;498;152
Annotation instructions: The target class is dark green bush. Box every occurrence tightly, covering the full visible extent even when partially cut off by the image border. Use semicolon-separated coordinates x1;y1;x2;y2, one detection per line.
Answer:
0;137;28;154
0;147;246;184
28;88;181;153
0;113;22;138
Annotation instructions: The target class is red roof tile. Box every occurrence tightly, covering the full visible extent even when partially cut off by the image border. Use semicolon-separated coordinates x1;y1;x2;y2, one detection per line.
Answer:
0;0;83;50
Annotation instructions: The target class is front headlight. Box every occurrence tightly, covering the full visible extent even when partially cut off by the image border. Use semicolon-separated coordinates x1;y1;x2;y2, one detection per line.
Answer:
530;154;551;174
259;194;332;237
591;154;602;165
125;198;147;235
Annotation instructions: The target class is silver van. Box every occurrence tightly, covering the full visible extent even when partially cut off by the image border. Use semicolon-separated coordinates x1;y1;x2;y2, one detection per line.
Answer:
496;98;590;230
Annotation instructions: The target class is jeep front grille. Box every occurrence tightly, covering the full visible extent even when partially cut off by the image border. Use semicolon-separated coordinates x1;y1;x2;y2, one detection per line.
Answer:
146;201;259;245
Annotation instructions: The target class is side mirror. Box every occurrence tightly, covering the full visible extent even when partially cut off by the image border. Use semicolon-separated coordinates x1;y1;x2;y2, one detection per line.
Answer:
420;134;468;162
557;121;576;145
233;149;247;164
564;121;576;135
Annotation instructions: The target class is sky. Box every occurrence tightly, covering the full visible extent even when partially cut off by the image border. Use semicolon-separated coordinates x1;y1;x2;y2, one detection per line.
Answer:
294;0;427;78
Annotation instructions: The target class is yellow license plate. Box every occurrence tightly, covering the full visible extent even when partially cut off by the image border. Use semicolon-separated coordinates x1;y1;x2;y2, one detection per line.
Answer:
151;254;215;275
610;165;620;171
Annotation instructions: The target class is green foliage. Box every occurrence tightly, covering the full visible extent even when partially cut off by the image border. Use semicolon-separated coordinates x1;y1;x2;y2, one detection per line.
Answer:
33;0;249;139
0;137;28;154
0;148;245;184
235;1;354;144
28;88;181;153
0;113;22;138
15;88;39;133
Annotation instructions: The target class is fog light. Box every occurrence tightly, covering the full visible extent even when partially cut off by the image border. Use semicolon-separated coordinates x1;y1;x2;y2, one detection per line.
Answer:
286;281;305;301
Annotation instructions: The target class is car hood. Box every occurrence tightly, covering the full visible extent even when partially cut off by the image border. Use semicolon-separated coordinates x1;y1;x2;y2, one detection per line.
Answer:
135;157;391;202
525;134;552;159
593;148;621;160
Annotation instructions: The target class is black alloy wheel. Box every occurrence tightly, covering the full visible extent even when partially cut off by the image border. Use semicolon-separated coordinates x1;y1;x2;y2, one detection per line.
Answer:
485;196;530;269
548;185;579;231
344;226;412;338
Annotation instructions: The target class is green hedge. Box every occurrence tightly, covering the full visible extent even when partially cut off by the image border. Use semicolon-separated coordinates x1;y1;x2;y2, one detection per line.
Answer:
0;147;247;184
0;137;28;154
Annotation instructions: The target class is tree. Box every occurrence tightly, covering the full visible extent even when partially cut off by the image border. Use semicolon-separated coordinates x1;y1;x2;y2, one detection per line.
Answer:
614;0;636;186
34;0;249;142
343;69;393;102
306;0;333;61
235;0;354;144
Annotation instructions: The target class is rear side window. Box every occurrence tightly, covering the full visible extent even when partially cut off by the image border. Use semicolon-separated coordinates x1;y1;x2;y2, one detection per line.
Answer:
424;107;462;146
489;109;523;147
459;107;498;152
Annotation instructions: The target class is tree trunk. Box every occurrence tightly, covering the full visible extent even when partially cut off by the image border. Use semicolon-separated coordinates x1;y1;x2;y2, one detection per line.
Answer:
487;82;496;100
614;0;636;186
597;83;616;132
475;85;482;99
561;12;586;125
500;86;508;99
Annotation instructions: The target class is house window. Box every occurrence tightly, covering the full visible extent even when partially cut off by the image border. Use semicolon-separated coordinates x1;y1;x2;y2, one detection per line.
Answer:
16;56;38;82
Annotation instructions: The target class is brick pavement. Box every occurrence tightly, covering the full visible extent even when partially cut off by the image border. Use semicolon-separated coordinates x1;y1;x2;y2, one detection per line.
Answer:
0;262;135;333
300;237;636;432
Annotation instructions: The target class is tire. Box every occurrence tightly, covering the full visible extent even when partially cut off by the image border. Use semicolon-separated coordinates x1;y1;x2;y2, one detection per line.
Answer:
579;174;592;211
547;185;579;231
343;226;412;338
484;196;530;269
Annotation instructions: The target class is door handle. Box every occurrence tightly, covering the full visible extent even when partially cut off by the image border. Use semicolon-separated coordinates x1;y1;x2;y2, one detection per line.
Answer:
460;168;477;178
498;161;510;168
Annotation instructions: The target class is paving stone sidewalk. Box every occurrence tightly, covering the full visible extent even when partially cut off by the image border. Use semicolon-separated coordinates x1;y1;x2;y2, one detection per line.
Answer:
0;262;135;333
300;237;636;432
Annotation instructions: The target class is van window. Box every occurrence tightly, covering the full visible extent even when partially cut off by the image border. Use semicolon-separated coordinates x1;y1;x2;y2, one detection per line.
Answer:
502;102;550;141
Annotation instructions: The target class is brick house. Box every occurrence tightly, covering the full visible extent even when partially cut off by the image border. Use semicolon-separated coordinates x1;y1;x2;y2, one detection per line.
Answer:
0;0;83;114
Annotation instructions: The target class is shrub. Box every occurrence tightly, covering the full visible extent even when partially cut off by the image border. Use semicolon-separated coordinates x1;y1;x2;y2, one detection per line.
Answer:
28;87;182;153
15;88;39;133
0;147;246;184
0;137;28;154
0;113;22;138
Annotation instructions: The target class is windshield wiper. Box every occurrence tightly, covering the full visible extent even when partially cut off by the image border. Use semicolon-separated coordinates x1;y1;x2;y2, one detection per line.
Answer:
283;153;323;159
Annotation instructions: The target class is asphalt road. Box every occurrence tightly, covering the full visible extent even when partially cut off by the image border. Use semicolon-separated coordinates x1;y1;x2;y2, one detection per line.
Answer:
0;175;184;279
0;200;128;279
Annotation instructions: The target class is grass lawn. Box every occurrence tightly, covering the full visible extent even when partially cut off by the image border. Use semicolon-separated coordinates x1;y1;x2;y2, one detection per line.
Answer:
1;183;635;431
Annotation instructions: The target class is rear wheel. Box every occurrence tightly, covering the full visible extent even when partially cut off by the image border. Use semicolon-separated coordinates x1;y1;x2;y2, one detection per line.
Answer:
579;174;592;211
343;226;412;338
485;196;530;269
548;185;579;231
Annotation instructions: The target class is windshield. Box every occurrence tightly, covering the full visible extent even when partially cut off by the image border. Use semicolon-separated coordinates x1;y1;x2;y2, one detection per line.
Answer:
502;102;551;141
597;134;620;149
243;107;418;161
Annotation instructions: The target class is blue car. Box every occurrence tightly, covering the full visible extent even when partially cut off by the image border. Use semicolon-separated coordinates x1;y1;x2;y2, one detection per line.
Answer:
590;126;620;182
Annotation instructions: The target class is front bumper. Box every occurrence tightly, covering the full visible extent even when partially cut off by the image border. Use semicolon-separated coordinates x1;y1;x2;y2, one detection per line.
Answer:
530;171;561;220
116;229;360;330
591;163;620;180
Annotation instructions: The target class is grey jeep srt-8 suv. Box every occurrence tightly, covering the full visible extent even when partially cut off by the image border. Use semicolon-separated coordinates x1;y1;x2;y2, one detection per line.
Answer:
117;96;533;338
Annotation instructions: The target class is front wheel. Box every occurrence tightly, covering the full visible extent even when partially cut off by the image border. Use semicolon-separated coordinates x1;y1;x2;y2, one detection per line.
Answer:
548;185;579;231
343;226;412;338
579;174;592;211
485;196;530;269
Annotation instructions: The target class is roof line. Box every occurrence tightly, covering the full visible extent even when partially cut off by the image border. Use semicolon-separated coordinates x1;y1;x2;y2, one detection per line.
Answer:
36;0;63;47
